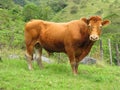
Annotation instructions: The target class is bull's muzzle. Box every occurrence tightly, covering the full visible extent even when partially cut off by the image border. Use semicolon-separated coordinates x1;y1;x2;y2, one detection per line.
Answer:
89;34;99;41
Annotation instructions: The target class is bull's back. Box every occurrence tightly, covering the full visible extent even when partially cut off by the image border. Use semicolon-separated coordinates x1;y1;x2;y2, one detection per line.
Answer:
24;20;84;53
39;23;67;52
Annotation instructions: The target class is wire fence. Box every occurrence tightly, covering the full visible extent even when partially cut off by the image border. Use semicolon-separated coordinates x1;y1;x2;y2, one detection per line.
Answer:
0;38;120;65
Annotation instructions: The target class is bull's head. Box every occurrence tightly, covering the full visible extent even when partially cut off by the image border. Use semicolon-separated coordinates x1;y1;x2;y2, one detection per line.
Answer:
82;16;110;41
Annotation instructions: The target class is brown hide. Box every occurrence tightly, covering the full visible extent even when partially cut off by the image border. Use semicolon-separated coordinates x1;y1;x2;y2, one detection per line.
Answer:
25;16;110;74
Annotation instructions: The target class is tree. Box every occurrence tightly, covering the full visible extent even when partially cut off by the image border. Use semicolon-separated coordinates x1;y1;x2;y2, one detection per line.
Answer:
39;6;54;20
0;0;14;9
23;3;39;21
48;0;67;12
13;0;26;6
22;3;54;21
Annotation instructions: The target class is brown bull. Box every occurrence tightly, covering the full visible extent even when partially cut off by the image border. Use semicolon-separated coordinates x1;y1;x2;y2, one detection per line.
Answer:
24;16;110;74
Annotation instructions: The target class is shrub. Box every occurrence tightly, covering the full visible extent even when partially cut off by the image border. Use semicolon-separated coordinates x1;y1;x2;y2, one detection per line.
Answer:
22;3;39;21
73;0;80;4
70;6;78;14
48;0;67;12
13;0;26;6
95;9;103;15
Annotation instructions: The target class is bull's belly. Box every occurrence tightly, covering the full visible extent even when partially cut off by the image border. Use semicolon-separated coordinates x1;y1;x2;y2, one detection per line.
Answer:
41;42;65;53
43;46;65;53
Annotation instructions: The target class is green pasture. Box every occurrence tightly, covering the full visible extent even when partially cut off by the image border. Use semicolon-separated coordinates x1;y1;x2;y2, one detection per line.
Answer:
0;59;120;90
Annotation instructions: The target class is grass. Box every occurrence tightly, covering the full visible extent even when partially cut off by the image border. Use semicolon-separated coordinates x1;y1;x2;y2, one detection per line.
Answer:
0;59;120;90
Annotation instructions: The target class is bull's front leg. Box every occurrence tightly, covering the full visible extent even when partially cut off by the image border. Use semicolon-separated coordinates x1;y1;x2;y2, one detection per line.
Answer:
74;57;80;74
75;51;90;74
69;57;77;75
65;47;77;75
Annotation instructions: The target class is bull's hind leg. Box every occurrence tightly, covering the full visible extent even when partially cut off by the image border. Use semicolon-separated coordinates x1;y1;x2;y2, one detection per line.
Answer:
34;43;43;69
25;45;34;70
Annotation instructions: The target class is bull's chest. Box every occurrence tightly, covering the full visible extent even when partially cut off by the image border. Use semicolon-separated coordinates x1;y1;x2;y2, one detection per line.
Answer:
73;40;90;48
73;40;93;56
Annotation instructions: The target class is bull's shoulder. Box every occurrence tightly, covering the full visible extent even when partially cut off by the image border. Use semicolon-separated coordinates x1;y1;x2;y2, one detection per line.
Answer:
68;19;87;26
26;20;44;26
25;20;45;30
67;19;87;30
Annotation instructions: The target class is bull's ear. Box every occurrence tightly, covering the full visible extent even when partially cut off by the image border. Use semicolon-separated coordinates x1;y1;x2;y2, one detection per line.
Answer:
81;18;89;24
102;20;110;26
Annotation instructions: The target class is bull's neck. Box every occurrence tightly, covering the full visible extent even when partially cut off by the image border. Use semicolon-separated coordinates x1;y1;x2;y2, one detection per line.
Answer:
81;29;95;48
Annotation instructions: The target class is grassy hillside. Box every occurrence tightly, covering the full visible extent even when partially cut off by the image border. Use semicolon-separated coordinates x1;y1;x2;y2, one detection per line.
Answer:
52;0;118;19
0;0;120;64
0;0;120;46
0;59;120;90
52;0;120;33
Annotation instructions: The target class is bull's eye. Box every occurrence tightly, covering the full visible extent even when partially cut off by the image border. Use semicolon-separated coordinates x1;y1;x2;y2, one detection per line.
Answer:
99;25;102;29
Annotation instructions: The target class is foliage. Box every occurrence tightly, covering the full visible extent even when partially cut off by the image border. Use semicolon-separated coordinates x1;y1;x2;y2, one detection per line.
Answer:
73;0;81;4
48;0;67;13
22;3;54;21
13;0;26;6
95;9;103;15
0;0;14;9
0;7;24;48
70;5;78;14
22;3;40;21
103;12;120;33
39;5;54;20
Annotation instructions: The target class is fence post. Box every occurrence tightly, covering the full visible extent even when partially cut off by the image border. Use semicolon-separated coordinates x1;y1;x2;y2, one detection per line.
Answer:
100;39;103;60
115;43;120;66
108;39;112;65
58;53;61;64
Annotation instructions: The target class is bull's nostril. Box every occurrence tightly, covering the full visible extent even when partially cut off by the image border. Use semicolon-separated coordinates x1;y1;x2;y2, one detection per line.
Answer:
90;35;99;41
95;37;98;39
